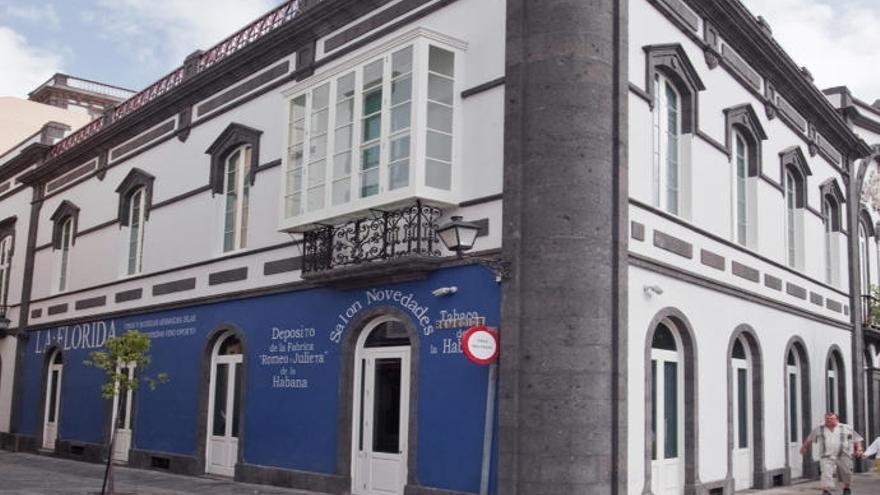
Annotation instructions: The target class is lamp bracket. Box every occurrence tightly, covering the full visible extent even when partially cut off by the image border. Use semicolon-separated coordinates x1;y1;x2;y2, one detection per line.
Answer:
469;256;511;283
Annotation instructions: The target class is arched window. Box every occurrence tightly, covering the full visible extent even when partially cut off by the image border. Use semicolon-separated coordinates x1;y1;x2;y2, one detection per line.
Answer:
206;123;262;253
115;168;154;276
645;45;704;219
0;235;12;306
725;104;766;247
826;349;847;422
819;179;843;286
784;167;804;269
126;188;146;275
823;197;837;285
49;201;79;293
653;74;681;215
58;218;73;292
858;211;875;296
222;146;252;252
734;131;749;245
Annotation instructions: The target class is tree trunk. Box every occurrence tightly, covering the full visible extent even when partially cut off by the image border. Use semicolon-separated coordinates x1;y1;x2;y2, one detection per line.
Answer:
102;393;123;495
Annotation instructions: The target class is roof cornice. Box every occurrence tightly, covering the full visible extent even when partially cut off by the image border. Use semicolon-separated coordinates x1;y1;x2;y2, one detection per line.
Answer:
19;0;387;186
683;0;871;159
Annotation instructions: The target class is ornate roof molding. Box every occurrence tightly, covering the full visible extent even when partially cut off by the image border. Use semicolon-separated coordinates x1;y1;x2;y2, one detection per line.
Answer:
681;0;871;161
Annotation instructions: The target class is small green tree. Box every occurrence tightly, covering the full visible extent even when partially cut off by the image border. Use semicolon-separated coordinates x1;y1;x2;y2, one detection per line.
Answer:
84;330;167;495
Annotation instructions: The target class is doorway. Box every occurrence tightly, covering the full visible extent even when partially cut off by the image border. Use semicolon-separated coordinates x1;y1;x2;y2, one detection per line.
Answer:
205;333;243;477
731;336;754;490
352;318;411;495
786;349;803;478
650;321;684;495
111;364;135;463
42;349;63;451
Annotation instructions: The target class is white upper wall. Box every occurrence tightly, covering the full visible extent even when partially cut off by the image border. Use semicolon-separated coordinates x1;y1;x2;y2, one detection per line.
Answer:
24;0;506;318
629;0;852;290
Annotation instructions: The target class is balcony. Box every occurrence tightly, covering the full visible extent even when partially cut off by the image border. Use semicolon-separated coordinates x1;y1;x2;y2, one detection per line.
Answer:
278;30;465;233
864;294;880;328
301;201;444;286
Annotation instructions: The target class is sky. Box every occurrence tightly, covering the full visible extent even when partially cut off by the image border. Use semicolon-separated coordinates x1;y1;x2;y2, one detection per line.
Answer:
0;0;879;102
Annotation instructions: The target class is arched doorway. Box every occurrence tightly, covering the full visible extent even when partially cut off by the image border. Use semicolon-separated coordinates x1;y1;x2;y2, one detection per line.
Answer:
785;343;811;479
731;335;754;489
42;349;63;450
205;333;243;476
111;364;136;463
650;320;685;495
351;317;411;495
826;347;847;422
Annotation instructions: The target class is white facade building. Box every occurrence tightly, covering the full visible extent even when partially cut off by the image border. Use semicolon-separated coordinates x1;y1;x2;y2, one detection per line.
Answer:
0;1;876;494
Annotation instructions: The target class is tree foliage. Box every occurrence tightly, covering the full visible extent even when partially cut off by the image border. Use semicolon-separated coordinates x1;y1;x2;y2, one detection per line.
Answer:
862;168;880;213
83;330;168;400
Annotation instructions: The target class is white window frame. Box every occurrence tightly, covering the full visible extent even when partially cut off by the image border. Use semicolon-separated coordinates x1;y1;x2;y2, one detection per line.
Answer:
784;169;804;269
652;73;681;216
221;145;252;254
0;235;12;306
786;351;802;446
823;197;839;286
827;357;840;416
733;131;749;246
860;222;870;295
126;188;147;276
56;218;73;293
280;29;465;230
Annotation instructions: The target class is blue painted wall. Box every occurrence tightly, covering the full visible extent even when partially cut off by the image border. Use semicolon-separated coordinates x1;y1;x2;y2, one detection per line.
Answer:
18;265;499;494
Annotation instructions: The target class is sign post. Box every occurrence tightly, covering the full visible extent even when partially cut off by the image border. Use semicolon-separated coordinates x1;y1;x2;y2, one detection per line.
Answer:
462;325;499;495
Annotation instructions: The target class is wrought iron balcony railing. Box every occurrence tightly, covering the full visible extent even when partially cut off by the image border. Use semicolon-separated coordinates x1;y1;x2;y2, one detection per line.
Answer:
302;201;443;274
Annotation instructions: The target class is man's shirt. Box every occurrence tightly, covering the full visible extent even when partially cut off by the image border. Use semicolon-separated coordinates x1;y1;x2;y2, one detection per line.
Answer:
806;423;864;457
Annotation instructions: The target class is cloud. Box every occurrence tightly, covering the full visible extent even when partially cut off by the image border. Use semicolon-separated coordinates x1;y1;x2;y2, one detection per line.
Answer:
86;0;278;76
2;3;61;29
0;26;63;97
741;0;880;101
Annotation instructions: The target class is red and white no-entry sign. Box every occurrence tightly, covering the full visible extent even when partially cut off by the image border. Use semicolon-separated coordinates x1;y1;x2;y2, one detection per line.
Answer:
462;325;499;365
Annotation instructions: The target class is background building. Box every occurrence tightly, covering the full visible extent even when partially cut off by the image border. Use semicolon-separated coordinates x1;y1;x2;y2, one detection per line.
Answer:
0;72;128;447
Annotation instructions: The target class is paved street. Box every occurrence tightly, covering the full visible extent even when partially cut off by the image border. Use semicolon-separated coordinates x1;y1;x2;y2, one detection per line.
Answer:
3;449;880;494
738;471;880;494
0;451;327;495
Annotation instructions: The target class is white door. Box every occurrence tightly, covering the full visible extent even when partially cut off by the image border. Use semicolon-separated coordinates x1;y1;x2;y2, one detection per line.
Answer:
650;323;684;495
112;365;135;463
206;334;243;477
732;338;754;491
787;352;803;479
352;318;411;495
43;351;63;450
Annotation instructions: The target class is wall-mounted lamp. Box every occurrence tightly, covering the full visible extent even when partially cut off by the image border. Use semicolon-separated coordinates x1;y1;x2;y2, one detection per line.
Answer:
432;286;458;297
437;216;510;282
643;285;664;297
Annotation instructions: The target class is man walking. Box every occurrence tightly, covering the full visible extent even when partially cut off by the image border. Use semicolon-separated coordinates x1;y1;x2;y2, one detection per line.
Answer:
800;412;865;495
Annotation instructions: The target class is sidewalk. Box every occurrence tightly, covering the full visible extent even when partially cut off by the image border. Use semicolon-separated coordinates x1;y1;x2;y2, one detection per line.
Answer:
0;450;330;495
738;471;880;494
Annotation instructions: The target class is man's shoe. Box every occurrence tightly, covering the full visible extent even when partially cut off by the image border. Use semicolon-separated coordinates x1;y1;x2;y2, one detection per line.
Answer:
843;489;852;495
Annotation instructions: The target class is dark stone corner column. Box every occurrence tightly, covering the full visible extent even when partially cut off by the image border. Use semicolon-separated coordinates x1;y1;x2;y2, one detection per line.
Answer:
849;156;867;471
499;1;629;494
